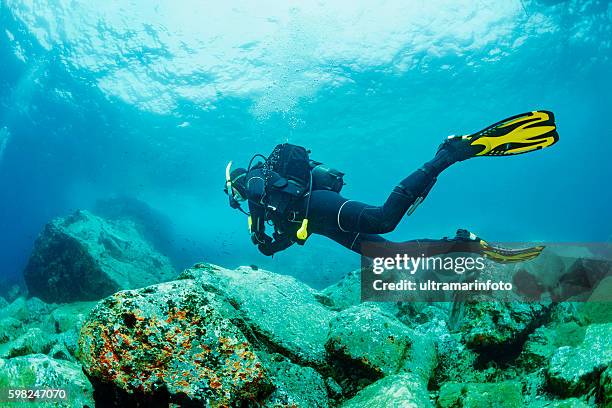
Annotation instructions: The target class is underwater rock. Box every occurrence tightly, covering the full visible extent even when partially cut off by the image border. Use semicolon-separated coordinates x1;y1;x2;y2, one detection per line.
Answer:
458;301;548;356
181;264;336;366
46;301;96;334
437;381;523;408
259;352;330;408
24;210;176;302
326;304;414;378
546;323;612;398
4;284;24;303
518;321;585;372
322;269;361;310
0;296;7;309
601;366;611;407
0;327;57;359
340;372;431;408
0;317;22;344
425;319;483;386
78;279;270;407
325;303;436;398
35;302;96;362
0;353;94;407
529;399;591;408
1;296;51;324
93;195;177;260
578;276;612;324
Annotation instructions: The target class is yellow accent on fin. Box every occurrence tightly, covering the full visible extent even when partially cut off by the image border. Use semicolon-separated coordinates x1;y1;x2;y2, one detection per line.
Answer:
248;216;252;232
297;219;309;240
469;111;558;156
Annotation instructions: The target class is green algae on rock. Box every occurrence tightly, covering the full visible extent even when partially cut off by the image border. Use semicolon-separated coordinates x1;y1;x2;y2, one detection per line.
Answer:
0;327;56;359
259;352;330;408
0;353;94;407
459;301;548;353
437;381;523;408
326;304;436;382
78;279;270;406
181;264;336;367
546;323;612;398
24;210;176;303
340;372;431;408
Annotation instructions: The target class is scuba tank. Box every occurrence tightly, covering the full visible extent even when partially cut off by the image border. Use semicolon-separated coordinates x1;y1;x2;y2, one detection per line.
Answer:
310;161;345;193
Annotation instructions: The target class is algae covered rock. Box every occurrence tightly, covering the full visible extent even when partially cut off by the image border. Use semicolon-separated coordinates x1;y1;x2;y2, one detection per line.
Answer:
24;210;176;302
437;381;523;408
78;279;270;407
46;301;96;334
326;303;436;384
340;373;431;408
0;353;94;407
601;366;611;407
546;323;612;398
260;352;329;408
182;264;335;366
0;317;22;344
578;276;612;324
0;327;57;359
1;296;51;324
518;322;586;371
322;269;361;310
459;301;547;352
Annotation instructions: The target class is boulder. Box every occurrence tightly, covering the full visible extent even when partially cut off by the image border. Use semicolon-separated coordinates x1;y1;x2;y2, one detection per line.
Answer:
259;352;329;408
340;373;431;408
78;279;270;407
24;210;176;302
546;323;612;398
437;381;523;408
180;263;336;366
424;319;482;386
526;398;591;407
1;297;51;324
578;276;612;324
325;304;435;382
325;303;436;397
326;304;414;377
601;366;611;407
46;301;96;334
0;328;57;359
322;269;361;310
518;322;585;372
0;317;22;344
458;301;548;355
0;354;94;407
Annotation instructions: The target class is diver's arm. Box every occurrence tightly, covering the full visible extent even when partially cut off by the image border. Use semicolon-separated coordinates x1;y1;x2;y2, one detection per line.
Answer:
248;201;273;246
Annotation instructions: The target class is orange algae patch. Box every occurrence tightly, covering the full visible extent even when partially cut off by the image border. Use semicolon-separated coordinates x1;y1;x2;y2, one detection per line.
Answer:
210;378;222;389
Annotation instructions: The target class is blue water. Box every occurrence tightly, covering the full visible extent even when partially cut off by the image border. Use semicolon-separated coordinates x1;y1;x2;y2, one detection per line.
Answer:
1;0;611;290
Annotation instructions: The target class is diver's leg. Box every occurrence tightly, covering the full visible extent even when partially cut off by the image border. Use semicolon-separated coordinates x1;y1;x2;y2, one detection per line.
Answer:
334;141;473;234
320;229;389;255
306;190;389;253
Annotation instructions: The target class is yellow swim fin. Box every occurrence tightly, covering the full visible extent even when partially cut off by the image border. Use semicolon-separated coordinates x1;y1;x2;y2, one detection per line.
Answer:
458;110;559;157
455;229;544;264
480;240;545;264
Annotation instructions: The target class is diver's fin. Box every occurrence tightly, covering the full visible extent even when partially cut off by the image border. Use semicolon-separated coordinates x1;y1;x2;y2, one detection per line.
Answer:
453;110;558;157
479;239;545;264
454;229;544;264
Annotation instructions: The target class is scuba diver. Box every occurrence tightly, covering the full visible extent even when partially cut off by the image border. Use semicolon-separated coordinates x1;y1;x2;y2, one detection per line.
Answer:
224;111;558;263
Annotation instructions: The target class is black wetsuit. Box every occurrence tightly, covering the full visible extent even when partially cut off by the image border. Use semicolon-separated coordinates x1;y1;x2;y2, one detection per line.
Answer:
244;151;481;256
